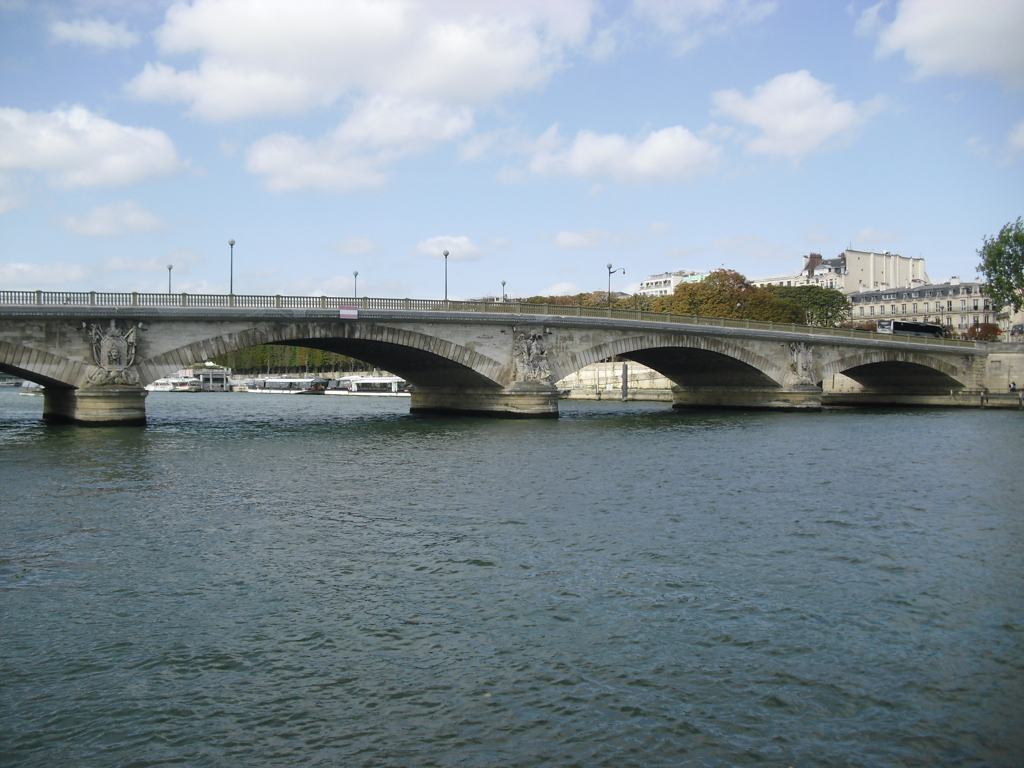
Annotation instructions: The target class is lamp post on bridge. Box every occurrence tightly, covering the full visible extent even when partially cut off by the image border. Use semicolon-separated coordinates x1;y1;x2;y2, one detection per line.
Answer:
443;250;449;302
353;270;358;300
167;264;173;294
228;239;235;296
607;263;625;307
501;280;506;303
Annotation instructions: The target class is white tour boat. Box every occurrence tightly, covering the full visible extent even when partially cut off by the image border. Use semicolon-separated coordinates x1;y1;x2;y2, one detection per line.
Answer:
145;375;203;392
325;375;410;397
248;376;328;394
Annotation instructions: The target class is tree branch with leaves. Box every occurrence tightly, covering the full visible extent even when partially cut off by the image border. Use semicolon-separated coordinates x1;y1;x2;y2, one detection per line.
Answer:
977;217;1024;313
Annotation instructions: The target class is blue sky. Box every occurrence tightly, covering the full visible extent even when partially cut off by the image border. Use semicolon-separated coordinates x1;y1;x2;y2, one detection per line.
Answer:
1;0;1022;300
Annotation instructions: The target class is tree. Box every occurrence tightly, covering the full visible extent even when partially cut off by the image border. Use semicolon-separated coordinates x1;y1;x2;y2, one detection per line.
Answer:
963;323;1001;342
768;285;850;327
977;217;1024;313
654;269;749;317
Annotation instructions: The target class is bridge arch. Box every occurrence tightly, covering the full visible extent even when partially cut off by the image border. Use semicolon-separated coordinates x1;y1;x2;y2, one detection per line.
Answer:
551;332;789;389
138;321;507;390
821;349;967;392
0;339;80;388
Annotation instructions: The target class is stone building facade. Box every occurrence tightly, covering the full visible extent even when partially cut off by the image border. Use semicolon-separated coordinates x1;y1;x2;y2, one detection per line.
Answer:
751;249;930;294
848;277;993;330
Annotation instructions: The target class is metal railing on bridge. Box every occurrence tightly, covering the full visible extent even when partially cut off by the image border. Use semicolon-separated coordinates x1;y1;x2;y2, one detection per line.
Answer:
0;290;977;348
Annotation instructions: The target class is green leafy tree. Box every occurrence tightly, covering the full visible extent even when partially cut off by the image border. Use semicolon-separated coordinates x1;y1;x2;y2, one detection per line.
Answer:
653;269;749;317
746;290;805;323
769;285;850;327
977;217;1024;312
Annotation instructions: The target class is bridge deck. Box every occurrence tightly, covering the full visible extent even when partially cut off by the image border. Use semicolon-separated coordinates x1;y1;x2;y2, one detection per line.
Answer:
0;291;979;351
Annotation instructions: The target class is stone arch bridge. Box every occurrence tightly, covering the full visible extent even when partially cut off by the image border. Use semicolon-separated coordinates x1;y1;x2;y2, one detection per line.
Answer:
0;295;993;424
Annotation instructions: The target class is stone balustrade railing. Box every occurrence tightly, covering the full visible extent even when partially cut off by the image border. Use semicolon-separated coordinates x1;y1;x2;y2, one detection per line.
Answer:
0;290;976;347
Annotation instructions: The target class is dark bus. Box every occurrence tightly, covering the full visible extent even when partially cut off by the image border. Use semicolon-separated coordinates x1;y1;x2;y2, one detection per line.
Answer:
876;319;945;338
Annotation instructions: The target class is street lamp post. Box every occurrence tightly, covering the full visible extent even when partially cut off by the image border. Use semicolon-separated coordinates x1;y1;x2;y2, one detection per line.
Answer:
167;264;173;294
501;280;506;302
228;239;235;296
443;250;449;301
607;263;625;307
353;270;358;300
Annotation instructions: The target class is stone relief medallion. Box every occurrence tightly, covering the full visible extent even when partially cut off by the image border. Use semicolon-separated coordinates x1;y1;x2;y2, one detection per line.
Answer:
512;330;551;382
87;319;141;386
782;341;816;387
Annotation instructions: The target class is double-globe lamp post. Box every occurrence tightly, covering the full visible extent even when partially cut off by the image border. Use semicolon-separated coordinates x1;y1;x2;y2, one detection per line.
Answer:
607;263;625;307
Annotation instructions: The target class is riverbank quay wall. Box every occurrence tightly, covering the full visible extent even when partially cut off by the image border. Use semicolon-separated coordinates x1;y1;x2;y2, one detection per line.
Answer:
0;293;1004;423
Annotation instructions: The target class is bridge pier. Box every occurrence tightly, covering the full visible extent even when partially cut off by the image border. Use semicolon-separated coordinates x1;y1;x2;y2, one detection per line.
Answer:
671;386;822;411
43;386;147;426
821;390;987;408
410;382;559;418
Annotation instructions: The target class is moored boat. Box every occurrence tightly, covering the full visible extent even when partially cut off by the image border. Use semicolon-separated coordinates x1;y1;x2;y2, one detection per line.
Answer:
145;375;203;392
248;376;328;394
325;375;410;396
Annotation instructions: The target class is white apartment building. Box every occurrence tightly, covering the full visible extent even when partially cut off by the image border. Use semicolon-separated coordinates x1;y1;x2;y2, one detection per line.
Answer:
637;270;708;297
849;277;994;330
751;249;930;294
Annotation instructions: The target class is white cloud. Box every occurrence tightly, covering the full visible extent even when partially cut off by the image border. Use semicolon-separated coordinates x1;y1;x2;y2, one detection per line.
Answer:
0;262;88;288
713;70;885;159
127;0;594;121
246;135;386;193
102;248;205;274
1008;120;1024;154
50;17;139;49
587;0;776;61
855;227;900;245
0;106;181;188
539;281;580;296
330;237;377;255
876;0;1024;88
246;96;472;191
62;201;166;237
632;0;777;54
0;173;25;214
413;235;482;261
554;229;608;249
966;135;989;157
529;124;720;182
854;2;887;37
802;225;833;247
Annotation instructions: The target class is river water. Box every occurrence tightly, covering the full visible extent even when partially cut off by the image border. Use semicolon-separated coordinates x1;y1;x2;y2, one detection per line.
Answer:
1;390;1022;767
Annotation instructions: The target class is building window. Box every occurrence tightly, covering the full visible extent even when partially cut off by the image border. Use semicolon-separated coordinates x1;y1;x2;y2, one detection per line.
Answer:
913;303;918;313
960;300;967;310
924;302;929;312
859;306;864;316
974;316;979;325
973;299;979;310
901;304;907;314
947;301;953;311
984;314;989;323
870;306;875;316
891;305;897;315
